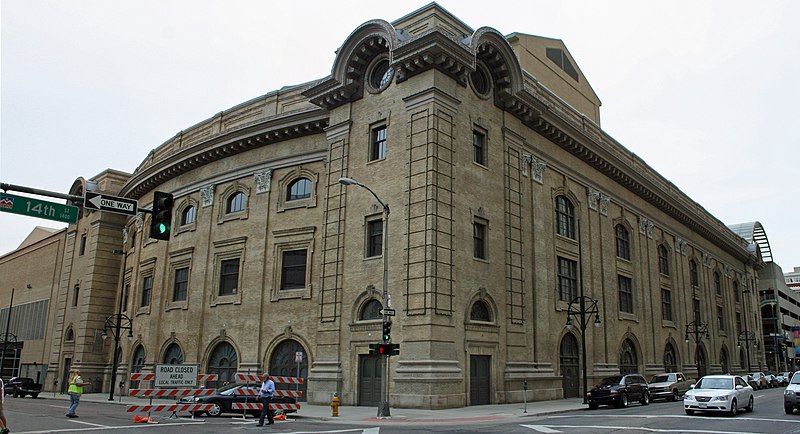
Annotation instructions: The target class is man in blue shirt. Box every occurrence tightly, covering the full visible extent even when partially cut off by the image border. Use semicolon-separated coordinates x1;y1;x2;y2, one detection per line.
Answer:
257;372;276;426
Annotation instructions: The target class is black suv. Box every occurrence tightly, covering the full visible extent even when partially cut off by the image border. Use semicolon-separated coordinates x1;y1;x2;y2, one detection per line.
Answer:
586;374;650;409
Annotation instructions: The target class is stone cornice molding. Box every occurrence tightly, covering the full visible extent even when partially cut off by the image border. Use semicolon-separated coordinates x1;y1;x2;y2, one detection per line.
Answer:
120;109;328;199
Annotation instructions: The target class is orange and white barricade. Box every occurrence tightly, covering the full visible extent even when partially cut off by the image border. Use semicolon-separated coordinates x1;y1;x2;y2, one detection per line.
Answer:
232;373;303;418
126;373;219;420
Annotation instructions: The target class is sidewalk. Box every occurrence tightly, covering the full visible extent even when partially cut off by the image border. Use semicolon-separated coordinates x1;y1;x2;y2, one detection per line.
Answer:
41;391;585;425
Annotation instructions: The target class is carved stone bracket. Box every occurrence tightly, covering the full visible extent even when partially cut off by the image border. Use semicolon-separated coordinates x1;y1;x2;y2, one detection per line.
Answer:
599;194;610;216
254;169;272;194
521;153;533;177
122;227;128;244
724;264;732;278
523;154;546;184
134;214;144;231
702;252;714;268
201;184;215;208
638;216;654;239
587;188;600;211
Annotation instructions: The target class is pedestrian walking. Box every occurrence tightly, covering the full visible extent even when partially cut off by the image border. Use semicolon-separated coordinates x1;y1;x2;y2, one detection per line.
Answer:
0;377;10;433
256;372;275;426
66;370;87;418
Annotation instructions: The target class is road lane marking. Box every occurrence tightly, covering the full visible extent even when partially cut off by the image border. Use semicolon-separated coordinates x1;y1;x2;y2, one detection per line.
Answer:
14;421;206;433
522;424;759;434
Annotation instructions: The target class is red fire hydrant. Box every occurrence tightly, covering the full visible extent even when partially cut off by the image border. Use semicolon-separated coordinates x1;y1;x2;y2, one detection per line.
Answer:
331;393;340;417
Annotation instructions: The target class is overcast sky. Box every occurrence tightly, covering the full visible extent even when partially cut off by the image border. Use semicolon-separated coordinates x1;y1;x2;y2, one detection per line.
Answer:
2;0;798;272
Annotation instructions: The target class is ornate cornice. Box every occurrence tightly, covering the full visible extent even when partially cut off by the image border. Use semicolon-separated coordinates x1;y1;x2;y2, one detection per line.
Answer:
121;110;328;199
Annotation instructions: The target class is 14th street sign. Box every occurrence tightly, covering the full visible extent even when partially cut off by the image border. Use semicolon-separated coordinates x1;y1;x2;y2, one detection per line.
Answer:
84;192;137;216
0;193;79;224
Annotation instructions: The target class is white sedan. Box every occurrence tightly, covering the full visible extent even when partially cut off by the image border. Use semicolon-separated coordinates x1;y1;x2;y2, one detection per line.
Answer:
684;375;754;416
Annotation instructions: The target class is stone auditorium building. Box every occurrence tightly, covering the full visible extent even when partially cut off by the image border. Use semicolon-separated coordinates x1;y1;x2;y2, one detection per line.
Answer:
0;3;768;408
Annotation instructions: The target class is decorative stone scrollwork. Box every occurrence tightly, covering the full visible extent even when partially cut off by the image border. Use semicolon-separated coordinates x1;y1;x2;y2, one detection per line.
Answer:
254;169;272;194
587;188;600;211
702;252;714;268
201;184;215;208
638;217;654;239
122;227;128;244
521;153;533;177
530;155;546;184
724;264;732;278
134;214;144;231
676;238;688;255
599;194;610;216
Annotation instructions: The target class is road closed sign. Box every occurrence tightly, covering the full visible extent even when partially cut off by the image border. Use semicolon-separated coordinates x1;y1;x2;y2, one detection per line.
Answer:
155;364;199;388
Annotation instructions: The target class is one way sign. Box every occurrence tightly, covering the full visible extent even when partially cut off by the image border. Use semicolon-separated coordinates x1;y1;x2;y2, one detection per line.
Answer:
84;192;138;216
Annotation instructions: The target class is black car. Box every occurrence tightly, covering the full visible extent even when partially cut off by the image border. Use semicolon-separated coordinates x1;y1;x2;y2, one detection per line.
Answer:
586;374;650;409
178;384;297;417
5;377;42;399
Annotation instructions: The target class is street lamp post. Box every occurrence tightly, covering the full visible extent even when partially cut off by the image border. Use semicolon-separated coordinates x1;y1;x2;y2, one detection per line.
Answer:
737;331;758;372
107;248;132;401
565;296;601;403
0;287;14;381
338;177;391;418
685;321;709;379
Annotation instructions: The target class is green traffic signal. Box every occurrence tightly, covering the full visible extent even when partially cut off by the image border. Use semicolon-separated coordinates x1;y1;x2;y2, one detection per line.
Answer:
149;191;174;240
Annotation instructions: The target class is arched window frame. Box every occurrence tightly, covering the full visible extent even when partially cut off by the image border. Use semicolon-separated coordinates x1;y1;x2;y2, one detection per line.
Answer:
689;259;699;288
615;224;631;260
277;168;319;212
174;197;199;236
554;195;576;240
658;244;670;276
217;183;250;224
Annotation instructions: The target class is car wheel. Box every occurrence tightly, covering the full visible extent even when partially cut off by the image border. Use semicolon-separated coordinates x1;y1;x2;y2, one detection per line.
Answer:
615;393;628;408
12;391;19;398
727;398;737;417
640;391;650;406
31;393;38;399
745;396;753;413
670;389;680;402
588;403;599;410
206;402;222;417
685;409;695;415
785;405;794;415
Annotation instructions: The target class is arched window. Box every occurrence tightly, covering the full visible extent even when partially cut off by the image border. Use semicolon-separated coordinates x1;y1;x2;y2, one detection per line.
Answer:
226;192;246;214
663;343;678;372
739;347;747;370
615;224;630;260
163;343;184;364
470;300;492;322
287;178;311;201
269;339;308;402
65;327;74;342
658;245;670;275
130;345;146;389
359;299;382;321
619;339;638;375
129;228;137;249
690;260;699;288
208;342;238;389
733;281;740;302
555;196;575;239
181;206;196;225
714;272;721;295
719;348;729;374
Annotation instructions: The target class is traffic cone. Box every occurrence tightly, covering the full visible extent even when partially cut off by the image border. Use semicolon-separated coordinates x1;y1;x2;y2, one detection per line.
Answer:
275;414;286;421
133;416;145;423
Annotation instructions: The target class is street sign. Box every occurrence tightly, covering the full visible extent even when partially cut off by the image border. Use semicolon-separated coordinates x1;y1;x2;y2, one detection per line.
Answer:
0;193;79;224
84;192;138;216
379;308;396;316
155;364;199;388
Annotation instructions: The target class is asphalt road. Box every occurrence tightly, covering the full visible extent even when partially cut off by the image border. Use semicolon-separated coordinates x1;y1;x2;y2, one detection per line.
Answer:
4;387;798;433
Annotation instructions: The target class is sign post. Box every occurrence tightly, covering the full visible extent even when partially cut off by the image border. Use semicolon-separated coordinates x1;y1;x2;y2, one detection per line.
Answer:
295;351;303;393
0;193;79;224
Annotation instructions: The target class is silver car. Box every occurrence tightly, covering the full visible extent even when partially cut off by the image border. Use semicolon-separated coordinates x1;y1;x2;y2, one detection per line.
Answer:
684;375;754;416
784;370;800;414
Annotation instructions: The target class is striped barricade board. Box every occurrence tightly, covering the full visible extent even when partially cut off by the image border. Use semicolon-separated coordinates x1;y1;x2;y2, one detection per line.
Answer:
231;403;301;412
126;404;215;413
234;373;304;385
130;373;218;383
129;388;216;398
230;387;302;398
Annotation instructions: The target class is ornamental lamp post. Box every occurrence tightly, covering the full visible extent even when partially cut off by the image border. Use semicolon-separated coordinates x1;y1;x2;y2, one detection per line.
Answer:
338;177;391;418
685;320;709;380
737;330;759;372
106;249;133;401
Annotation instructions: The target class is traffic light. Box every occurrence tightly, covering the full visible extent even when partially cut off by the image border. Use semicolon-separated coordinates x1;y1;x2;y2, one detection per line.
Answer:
368;343;380;356
150;191;173;240
382;320;392;343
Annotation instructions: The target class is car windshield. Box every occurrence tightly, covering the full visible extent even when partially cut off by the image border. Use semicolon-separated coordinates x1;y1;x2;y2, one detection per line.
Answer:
651;374;672;383
599;376;623;386
791;374;800;385
217;384;256;396
696;377;733;390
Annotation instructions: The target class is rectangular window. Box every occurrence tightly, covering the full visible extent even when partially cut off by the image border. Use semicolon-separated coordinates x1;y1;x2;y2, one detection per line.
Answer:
173;267;189;302
618;275;633;313
472;129;486;166
72;284;80;307
473;222;487;260
557;257;578;301
717;306;725;331
281;250;307;290
219;259;240;296
693;299;701;322
661;288;672;321
370;125;387;161
736;312;742;334
366;219;383;258
122;283;129;312
79;234;87;256
141;275;152;307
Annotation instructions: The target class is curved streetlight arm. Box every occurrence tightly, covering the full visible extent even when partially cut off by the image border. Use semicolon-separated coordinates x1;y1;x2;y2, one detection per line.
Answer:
339;177;389;214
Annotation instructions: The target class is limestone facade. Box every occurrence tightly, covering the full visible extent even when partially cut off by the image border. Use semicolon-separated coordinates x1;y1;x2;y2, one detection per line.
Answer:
0;4;766;408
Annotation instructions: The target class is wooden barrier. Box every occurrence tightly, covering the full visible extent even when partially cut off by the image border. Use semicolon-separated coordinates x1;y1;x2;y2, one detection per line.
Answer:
233;373;305;385
231;403;301;412
126;404;214;413
129;388;216;398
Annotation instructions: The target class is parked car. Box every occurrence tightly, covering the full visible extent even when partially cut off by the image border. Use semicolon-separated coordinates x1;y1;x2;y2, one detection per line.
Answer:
648;372;693;401
766;374;779;388
684;375;753;416
784;370;800;414
586;374;650;409
749;372;768;389
178;384;296;417
4;377;42;399
743;375;759;390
